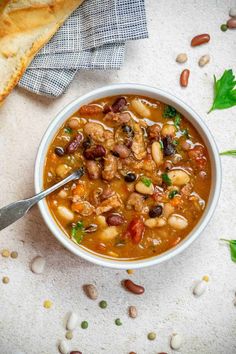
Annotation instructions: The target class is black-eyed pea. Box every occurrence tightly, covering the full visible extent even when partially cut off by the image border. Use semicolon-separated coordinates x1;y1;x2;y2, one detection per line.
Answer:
167;170;190;186
131;98;151;118
135;181;154;195
57;206;74;221
161;124;176;138
198;54;210;67
170;333;183;350
56;164;72;178
151;141;163;166
168;214;188;230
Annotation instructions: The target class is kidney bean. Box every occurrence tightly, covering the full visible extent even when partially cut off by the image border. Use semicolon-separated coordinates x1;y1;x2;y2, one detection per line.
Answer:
70;352;82;354
191;33;210;46
103;104;112;114
111;97;127;113
84;144;106;160
65;132;83;154
149;205;163;218
227;18;236;28
106;214;124;226
112;144;130;158
123;279;145;295
180;69;190;87
54;147;65;157
78;104;102;116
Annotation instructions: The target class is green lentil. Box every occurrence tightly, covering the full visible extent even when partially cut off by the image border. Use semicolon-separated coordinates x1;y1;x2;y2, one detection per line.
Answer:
115;318;122;326
10;251;18;259
220;24;228;32
81;321;88;329
65;331;73;340
147;332;156;341
99;300;107;309
2;276;9;284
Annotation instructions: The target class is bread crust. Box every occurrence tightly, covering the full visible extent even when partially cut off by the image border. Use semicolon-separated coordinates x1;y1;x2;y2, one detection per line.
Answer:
0;0;85;102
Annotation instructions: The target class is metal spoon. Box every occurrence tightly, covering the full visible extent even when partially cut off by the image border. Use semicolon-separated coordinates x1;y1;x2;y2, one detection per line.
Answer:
0;167;84;231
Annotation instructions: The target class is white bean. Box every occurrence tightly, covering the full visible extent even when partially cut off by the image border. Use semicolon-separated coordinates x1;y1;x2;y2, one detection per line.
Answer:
31;256;46;274
170;333;183;350
193;280;207;297
135;180;154;195
176;53;188;63
58;340;69;354
145;217;166;228
163;203;175;219
151;141;163;166
57;206;74;221
56;164;71;179
66;312;78;331
167;170;190;186
99;226;119;241
168;214;188;230
131;98;151;118
58;189;68;199
229;7;236;18
198;54;210;67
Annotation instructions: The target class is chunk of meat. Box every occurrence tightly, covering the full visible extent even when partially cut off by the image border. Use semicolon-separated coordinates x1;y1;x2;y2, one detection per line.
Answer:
86;160;101;180
104;112;131;125
90;187;103;206
147;124;161;139
131;123;146;160
126;192;146;213
122;154;156;172
96;194;122;215
124;217;145;244
100;185;115;200
102;154;118;181
71;201;95;216
84;122;104;142
180;183;192;197
103;130;115;150
188;145;207;170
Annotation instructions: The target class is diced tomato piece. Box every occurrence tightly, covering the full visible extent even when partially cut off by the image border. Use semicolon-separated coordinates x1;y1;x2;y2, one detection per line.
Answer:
124;217;145;244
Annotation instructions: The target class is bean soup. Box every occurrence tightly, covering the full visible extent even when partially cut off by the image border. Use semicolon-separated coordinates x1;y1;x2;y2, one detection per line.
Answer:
44;95;211;260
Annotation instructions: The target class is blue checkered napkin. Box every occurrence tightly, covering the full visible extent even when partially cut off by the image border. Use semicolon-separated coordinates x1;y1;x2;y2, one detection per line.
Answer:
19;0;148;97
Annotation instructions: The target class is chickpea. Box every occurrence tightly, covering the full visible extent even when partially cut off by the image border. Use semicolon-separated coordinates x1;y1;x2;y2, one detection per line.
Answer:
161;124;176;137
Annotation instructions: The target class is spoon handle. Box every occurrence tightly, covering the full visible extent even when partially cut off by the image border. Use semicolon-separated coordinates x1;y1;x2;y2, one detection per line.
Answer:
0;167;84;231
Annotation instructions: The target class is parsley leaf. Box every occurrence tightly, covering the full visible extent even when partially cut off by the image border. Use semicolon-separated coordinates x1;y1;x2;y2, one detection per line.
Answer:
220;150;236;156
168;190;179;199
174;114;181;129
163;105;177;118
182;128;190;139
141;176;152;187
159;140;164;150
221;239;236;262
208;69;236;113
162;173;172;186
64;127;73;134
71;221;85;244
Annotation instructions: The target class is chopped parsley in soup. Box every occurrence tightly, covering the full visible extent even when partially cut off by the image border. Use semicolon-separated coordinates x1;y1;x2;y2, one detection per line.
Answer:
44;95;211;260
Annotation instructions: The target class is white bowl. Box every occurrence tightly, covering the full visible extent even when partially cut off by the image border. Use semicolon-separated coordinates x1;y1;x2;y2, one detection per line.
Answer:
34;84;221;269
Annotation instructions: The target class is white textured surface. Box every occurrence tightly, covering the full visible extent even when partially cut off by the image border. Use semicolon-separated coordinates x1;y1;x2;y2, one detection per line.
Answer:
0;1;236;353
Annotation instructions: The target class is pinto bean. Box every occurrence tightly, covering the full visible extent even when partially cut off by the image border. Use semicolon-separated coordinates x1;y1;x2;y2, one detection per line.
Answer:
86;160;101;179
84;144;106;160
78;104;102;116
123;279;145;295
106;214;124;226
111;97;127;113
66;132;83;154
112;144;130;158
180;69;190;87
191;33;210;47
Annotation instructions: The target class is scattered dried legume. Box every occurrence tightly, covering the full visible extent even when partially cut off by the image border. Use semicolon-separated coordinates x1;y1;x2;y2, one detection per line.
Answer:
83;284;98;300
70;352;82;354
229;7;236;18
220;24;228;32
193;279;207;297
128;306;137;318
170;333;182;350
123;279;145;295
99;300;107;309
65;331;73;340
227;18;236;29
67;312;78;331
202;275;209;282
59;340;69;354
191;33;210;46
43;300;53;309
31;256;46;274
176;53;188;64
81;321;88;329
10;251;18;259
180;69;190;87
126;269;134;275
2;249;10;257
198;54;210;67
115;318;122;326
147;332;156;340
2;276;9;284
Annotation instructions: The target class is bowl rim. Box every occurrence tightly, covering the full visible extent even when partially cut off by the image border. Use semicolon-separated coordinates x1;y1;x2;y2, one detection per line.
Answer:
34;83;222;269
